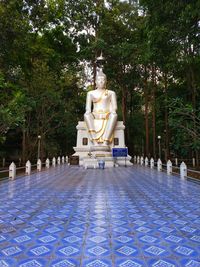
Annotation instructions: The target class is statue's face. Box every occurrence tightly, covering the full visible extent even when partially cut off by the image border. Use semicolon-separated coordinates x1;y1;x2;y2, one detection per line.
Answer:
96;76;106;89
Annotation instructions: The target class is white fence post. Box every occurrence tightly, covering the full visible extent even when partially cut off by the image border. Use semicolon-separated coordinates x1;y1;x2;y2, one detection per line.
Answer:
150;158;154;169
180;162;187;178
26;160;31;175
57;156;61;165
175;158;178;166
134;155;137;164
37;159;42;172
62;156;65;164
140;156;144;165
192;158;195;167
9;162;16;179
52;157;56;167
137;156;140;164
66;156;68;164
46;158;50;168
145;157;148;166
157;159;162;171
167;160;172;175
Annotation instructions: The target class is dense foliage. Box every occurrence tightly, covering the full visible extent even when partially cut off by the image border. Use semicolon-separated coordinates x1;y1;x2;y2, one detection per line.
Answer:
0;0;199;165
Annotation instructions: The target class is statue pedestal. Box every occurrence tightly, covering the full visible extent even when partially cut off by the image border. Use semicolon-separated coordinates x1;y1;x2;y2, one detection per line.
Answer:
83;158;98;169
73;121;132;167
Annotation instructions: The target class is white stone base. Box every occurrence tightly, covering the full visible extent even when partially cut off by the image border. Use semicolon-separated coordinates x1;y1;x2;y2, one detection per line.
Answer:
83;158;98;169
73;121;132;167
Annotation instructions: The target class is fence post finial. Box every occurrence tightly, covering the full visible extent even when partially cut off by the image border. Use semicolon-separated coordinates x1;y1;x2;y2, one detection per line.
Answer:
150;158;154;169
167;160;172;175
9;162;16;179
157;158;162;171
37;159;42;172
46;158;50;168
52;157;56;167
180;161;187;178
26;160;31;175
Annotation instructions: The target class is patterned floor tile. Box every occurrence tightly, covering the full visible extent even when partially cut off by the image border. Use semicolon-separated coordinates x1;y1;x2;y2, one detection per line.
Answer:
89;236;107;244
174;245;197;256
18;259;47;267
91;220;107;226
51;258;80;267
148;259;177;267
13;235;31;243
37;234;57;243
82;259;112;267
64;235;82;244
57;246;80;256
182;259;200;267
87;246;108;256
116;245;138;256
113;227;129;234
136;226;151;233
0;259;17;267
68;227;84;234
91;227;106;234
158;226;174;233
114;235;133;244
0;165;200;265
45;226;62;234
139;235;158;243
115;259;145;267
2;245;23;256
190;235;200;243
23;226;38;234
144;245;166;256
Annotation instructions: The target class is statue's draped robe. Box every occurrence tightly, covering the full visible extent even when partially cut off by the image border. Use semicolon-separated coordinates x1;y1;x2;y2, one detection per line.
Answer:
84;89;117;144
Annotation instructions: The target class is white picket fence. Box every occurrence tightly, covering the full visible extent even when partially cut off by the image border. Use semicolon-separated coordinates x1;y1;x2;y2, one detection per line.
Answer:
133;155;189;179
6;156;69;179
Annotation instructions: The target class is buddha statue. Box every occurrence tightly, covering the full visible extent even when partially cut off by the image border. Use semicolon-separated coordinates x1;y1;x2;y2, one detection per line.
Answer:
84;69;117;149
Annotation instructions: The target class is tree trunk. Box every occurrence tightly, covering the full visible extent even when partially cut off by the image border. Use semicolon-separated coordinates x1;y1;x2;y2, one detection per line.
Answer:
190;65;199;166
144;66;149;157
122;89;127;125
93;59;97;90
122;86;128;146
164;72;170;161
22;129;26;164
151;64;156;159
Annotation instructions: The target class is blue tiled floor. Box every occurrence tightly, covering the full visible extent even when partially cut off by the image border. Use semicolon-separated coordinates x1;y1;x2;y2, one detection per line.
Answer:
0;165;200;266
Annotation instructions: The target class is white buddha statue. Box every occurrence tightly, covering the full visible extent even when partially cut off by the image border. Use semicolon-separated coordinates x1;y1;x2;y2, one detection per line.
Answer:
84;69;117;149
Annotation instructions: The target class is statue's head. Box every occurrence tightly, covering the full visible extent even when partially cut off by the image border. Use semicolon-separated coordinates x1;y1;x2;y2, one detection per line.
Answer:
96;69;107;89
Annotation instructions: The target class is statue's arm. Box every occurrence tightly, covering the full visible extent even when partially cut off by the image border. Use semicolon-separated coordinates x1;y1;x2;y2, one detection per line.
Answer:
85;92;92;114
110;91;117;113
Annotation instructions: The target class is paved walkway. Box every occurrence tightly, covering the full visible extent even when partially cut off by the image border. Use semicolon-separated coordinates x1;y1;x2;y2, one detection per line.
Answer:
0;165;200;267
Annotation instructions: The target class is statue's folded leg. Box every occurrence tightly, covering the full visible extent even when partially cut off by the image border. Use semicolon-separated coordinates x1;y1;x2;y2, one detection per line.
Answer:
103;113;117;143
84;113;96;142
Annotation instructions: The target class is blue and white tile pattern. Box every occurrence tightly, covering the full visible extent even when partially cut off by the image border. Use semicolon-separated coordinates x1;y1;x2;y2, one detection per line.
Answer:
0;165;200;266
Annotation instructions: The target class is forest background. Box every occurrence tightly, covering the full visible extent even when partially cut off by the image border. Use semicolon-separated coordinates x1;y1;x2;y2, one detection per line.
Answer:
0;0;200;165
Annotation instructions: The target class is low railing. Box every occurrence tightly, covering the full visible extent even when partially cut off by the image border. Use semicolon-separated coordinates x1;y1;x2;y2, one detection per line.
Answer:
133;155;200;180
0;156;69;180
